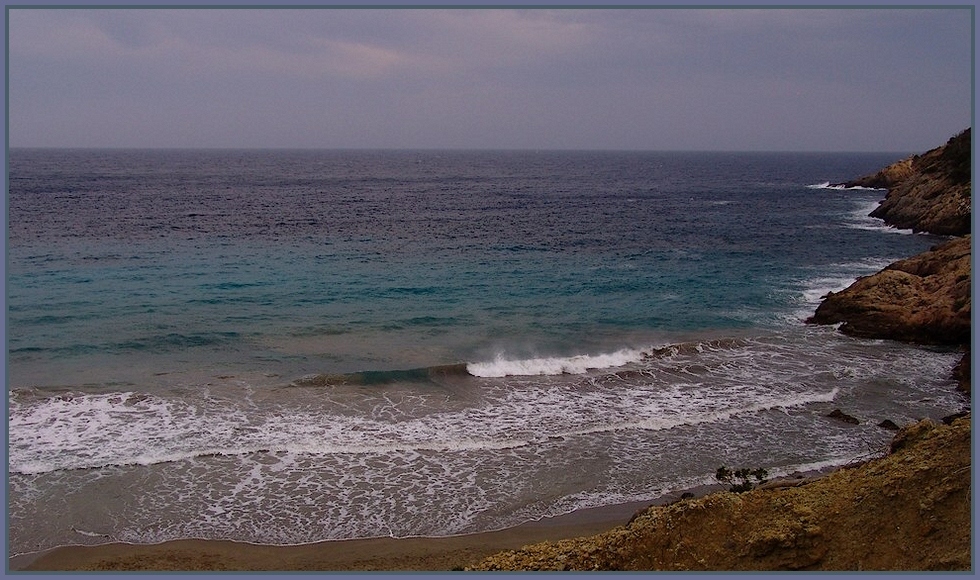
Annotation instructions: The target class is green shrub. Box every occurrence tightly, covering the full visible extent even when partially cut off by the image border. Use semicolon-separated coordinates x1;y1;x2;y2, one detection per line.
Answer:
715;466;769;493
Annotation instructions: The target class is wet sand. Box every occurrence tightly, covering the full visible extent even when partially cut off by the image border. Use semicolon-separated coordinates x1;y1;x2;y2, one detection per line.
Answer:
13;464;846;573
13;495;686;572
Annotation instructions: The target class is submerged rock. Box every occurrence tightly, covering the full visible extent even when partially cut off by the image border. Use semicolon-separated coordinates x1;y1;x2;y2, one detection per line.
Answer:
827;409;860;424
942;410;970;425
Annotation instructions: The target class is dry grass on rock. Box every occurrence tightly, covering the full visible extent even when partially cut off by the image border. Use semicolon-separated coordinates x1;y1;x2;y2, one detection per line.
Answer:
467;416;971;571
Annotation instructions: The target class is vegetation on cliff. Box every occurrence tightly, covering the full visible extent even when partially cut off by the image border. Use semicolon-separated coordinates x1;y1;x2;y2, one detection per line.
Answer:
844;128;971;236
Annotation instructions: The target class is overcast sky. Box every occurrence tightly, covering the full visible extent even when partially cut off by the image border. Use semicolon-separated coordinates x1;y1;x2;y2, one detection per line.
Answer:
7;7;973;152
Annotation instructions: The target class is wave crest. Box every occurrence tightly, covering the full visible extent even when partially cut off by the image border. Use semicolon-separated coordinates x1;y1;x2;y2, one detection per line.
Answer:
467;349;645;377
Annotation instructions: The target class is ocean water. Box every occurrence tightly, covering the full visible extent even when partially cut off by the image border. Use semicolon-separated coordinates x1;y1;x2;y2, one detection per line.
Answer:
6;149;967;557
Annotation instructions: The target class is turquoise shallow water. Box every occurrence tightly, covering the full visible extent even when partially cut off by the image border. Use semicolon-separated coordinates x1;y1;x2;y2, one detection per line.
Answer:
7;149;967;555
7;149;939;381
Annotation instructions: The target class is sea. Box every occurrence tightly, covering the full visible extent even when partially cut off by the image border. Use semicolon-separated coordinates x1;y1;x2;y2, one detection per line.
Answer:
6;148;968;559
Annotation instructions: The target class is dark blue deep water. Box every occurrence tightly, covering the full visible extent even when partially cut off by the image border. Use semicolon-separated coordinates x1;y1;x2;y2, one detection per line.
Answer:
7;149;967;557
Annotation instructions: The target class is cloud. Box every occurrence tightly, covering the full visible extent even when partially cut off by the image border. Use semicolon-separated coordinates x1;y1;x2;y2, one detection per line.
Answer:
7;7;972;150
11;10;414;81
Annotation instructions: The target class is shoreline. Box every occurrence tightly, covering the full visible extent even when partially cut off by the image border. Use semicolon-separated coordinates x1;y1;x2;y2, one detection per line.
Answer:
15;469;845;572
12;495;690;571
15;415;966;573
11;134;969;573
11;501;662;572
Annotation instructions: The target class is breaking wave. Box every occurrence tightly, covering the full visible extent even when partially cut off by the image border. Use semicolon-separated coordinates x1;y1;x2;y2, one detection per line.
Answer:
806;181;887;191
466;349;646;377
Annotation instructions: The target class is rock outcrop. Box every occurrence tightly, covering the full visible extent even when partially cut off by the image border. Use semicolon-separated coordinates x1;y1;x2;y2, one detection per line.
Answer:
843;128;971;236
843;157;915;190
826;409;860;424
815;130;972;395
806;235;971;345
468;416;971;571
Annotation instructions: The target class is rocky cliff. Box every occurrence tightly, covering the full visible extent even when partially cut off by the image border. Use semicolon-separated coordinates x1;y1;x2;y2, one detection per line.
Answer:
843;128;971;236
807;235;971;345
468;416;971;571
816;129;972;393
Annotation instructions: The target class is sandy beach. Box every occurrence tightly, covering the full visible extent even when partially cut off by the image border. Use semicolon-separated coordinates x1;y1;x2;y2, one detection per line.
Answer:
15;412;971;573
12;494;686;571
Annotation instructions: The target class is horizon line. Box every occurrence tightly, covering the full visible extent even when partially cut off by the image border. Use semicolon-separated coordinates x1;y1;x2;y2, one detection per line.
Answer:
7;145;918;155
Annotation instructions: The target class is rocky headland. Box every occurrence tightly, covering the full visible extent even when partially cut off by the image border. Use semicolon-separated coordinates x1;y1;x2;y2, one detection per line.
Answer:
812;128;972;393
807;235;970;346
841;128;971;236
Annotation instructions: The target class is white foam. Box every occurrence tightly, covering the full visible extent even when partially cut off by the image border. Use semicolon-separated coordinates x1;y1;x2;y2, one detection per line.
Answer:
801;276;862;304
8;334;959;479
71;527;112;539
844;200;913;235
9;337;966;558
8;391;251;474
806;181;886;191
798;256;903;307
8;355;819;474
466;349;644;377
549;387;839;439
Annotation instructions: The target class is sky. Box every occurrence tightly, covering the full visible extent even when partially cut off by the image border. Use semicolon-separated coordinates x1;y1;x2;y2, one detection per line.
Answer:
6;6;974;152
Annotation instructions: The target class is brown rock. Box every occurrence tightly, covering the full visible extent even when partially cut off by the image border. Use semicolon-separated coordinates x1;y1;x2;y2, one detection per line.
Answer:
842;157;915;189
860;128;971;236
819;130;972;392
942;410;970;425
888;417;938;454
807;236;971;345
